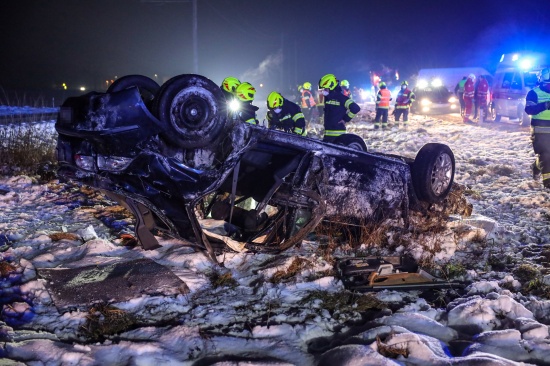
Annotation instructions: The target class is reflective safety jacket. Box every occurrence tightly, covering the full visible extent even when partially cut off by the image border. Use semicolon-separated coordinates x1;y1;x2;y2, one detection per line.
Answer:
475;78;489;102
300;90;317;109
525;83;550;127
455;79;466;95
323;86;361;137
376;88;392;109
238;101;259;124
395;88;415;109
267;98;306;135
463;78;475;99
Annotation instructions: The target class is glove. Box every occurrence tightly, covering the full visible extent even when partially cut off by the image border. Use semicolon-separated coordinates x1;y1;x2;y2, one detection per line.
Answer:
282;119;294;132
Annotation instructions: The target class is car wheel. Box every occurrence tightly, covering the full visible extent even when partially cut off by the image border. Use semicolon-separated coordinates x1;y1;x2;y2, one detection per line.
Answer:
155;74;228;149
106;75;160;104
333;134;368;151
412;143;455;203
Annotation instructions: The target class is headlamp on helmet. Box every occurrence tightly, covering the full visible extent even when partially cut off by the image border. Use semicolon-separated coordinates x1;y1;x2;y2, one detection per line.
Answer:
235;82;256;102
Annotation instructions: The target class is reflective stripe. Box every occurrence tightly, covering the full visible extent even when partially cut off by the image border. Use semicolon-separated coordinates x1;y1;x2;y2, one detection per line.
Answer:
294;127;305;135
326;100;341;106
347;111;356;118
325;129;346;136
531;126;550;134
292;112;305;121
245;118;256;124
543;173;550;180
344;99;354;108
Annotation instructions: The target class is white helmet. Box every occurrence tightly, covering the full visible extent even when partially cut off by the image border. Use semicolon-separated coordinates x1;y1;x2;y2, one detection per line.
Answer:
468;73;476;80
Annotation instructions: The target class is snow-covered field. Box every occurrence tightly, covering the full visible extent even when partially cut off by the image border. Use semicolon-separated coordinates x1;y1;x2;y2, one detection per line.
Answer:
2;105;550;366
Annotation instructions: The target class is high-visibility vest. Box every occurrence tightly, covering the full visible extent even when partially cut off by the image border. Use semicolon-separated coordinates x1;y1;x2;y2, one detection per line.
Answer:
377;89;391;108
301;90;316;108
533;88;550;121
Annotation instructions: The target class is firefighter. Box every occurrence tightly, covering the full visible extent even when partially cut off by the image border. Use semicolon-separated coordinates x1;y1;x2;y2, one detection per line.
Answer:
235;82;259;124
318;73;361;142
475;75;489;122
266;91;306;135
394;80;415;125
220;76;240;101
454;76;467;116
374;81;392;129
463;74;476;123
525;68;550;189
299;82;317;124
340;80;351;97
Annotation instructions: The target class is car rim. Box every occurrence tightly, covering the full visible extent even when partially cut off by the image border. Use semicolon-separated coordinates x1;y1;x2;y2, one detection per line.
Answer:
171;93;209;130
431;153;453;196
347;142;364;151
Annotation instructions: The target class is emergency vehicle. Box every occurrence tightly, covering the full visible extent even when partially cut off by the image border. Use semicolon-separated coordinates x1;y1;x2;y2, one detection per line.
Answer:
491;52;549;125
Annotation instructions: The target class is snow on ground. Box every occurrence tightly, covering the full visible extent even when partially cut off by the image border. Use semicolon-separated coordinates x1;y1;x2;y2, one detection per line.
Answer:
2;105;550;365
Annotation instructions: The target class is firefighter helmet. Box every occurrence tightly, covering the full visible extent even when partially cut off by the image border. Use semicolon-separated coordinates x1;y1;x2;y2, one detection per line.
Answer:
401;80;408;86
468;73;476;80
340;80;350;88
541;68;550;82
235;82;256;102
379;81;387;88
303;82;312;90
221;76;241;94
267;91;284;109
319;74;338;90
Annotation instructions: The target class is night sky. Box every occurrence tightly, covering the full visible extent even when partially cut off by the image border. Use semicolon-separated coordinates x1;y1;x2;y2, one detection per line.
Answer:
1;0;549;93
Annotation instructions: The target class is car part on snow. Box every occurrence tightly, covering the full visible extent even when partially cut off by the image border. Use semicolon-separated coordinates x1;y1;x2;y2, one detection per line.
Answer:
55;73;457;260
412;143;455;203
337;256;463;291
106;74;160;106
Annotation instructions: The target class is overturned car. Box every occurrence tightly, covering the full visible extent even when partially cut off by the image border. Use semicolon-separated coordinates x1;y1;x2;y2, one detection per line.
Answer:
55;74;455;259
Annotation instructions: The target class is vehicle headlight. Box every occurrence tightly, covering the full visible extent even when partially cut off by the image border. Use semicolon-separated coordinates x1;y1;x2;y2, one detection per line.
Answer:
448;96;457;103
229;99;240;112
360;90;369;100
97;155;133;171
420;99;432;106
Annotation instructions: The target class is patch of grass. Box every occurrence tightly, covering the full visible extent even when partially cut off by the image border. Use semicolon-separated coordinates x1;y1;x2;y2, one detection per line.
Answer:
513;263;541;284
206;269;238;289
0;123;57;179
488;253;515;271
48;232;82;242
270;257;312;284
524;278;550;299
81;303;136;341
464;189;482;200
467;158;489;166
440;262;467;279
299;290;386;314
0;261;16;277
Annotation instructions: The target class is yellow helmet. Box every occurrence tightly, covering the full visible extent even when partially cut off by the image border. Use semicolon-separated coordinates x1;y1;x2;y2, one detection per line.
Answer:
221;76;241;94
340;80;350;88
267;91;284;109
235;82;256;101
303;82;312;90
319;74;338;90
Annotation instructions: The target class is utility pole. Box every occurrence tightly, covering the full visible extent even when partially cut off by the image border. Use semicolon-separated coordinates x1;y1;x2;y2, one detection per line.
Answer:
141;0;199;74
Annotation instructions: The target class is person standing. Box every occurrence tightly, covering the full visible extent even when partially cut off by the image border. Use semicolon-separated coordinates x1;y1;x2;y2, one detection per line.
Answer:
475;75;489;122
374;81;392;129
463;74;476;123
394;80;415;125
299;82;317;124
266;91;306;135
318;73;361;142
235;82;259;124
340;80;351;97
525;68;550;188
454;76;467;116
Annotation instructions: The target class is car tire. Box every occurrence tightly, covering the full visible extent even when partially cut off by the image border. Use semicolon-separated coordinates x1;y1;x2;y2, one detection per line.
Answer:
154;74;228;149
333;134;368;151
494;113;502;122
412;143;455;203
106;75;160;104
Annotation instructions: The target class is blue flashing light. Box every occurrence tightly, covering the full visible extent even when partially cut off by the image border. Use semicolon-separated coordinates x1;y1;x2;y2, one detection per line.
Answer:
520;58;533;70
